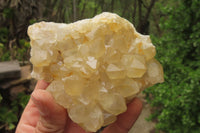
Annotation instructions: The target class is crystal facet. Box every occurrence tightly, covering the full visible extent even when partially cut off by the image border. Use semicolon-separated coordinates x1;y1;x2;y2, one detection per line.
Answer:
28;12;164;132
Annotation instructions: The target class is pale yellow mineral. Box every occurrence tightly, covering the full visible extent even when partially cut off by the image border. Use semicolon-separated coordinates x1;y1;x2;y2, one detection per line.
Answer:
28;12;164;132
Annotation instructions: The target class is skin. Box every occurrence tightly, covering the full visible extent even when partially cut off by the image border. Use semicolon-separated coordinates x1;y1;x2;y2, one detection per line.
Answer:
16;80;143;133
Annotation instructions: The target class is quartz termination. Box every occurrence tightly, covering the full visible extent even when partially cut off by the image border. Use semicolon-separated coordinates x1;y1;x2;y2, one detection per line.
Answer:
28;12;164;132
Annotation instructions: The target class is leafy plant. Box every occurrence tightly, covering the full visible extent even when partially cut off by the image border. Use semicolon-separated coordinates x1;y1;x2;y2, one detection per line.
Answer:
0;107;18;130
145;0;200;133
0;93;30;131
0;94;2;102
0;43;11;61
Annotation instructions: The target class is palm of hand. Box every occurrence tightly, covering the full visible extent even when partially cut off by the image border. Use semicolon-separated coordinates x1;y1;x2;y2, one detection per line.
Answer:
16;80;142;133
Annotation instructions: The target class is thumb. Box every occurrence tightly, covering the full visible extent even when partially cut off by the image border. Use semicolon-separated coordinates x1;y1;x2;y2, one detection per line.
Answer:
31;89;68;133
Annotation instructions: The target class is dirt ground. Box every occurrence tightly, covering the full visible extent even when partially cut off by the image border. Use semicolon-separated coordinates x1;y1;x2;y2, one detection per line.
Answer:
129;93;156;133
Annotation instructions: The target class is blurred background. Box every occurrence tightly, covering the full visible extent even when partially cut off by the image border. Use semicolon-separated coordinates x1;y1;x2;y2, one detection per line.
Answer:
0;0;200;133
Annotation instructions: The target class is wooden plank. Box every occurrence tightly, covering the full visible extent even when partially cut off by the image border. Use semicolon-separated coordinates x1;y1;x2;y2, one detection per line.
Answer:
0;65;31;89
0;60;21;79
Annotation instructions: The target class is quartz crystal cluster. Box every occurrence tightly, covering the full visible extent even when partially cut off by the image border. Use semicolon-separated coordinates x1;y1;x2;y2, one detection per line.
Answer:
28;12;164;132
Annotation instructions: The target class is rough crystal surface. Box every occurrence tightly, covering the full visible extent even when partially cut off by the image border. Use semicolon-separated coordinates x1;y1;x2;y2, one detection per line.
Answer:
28;12;164;132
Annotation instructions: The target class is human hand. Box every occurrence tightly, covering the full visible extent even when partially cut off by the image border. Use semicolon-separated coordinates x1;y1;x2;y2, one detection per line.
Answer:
16;80;142;133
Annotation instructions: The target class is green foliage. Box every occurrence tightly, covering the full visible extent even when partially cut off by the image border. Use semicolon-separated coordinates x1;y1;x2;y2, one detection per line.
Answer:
3;8;13;19
29;19;37;25
0;94;2;102
0;27;9;44
0;27;10;61
0;4;31;62
0;93;30;131
145;0;200;132
0;38;30;61
0;107;18;130
0;44;11;61
17;93;30;109
16;39;31;61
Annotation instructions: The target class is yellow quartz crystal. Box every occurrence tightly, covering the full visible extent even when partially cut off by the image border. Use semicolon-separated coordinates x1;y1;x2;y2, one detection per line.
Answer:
28;12;164;132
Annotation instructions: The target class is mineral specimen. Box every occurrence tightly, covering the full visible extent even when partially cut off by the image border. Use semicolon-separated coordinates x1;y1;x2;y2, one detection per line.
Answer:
28;12;164;132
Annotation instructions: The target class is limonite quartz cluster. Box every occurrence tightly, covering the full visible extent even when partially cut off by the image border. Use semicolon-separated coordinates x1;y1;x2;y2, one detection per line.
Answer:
28;12;164;132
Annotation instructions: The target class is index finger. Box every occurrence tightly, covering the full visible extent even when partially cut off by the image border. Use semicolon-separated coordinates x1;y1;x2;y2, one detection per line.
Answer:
35;80;50;90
